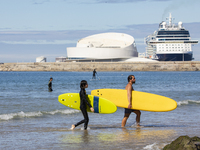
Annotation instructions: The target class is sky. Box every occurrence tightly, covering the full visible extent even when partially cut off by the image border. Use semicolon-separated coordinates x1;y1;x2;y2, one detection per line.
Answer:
0;0;200;63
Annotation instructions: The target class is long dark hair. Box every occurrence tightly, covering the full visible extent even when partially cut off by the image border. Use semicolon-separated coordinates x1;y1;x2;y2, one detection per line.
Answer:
80;80;88;88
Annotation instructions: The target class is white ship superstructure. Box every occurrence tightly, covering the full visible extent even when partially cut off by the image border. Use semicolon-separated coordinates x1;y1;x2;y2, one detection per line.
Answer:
145;13;198;61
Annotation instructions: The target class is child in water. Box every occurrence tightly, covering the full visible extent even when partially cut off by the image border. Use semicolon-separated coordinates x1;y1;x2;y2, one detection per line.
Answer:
71;80;94;130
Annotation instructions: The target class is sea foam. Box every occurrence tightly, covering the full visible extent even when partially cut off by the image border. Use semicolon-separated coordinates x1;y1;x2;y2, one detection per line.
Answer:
0;109;80;121
177;100;200;106
143;143;159;150
143;142;167;150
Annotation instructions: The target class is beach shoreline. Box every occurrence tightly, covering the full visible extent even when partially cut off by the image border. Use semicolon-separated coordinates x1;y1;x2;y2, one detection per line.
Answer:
1;61;200;71
1;71;200;150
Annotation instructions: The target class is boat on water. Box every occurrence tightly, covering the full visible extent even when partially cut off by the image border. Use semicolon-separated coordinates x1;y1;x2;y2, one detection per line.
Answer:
145;13;198;61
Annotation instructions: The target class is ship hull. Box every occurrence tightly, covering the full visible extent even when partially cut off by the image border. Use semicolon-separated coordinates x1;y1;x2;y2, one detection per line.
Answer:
156;53;193;61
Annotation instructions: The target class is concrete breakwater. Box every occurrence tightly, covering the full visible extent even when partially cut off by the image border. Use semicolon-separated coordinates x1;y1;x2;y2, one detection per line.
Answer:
0;61;200;72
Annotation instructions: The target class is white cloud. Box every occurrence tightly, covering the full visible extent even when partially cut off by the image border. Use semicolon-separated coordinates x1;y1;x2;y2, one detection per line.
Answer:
94;0;171;4
0;40;76;45
135;38;146;45
31;0;171;5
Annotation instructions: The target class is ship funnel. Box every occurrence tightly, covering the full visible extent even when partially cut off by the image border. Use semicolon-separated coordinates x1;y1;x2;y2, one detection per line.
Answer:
159;21;166;29
162;22;166;28
178;22;183;28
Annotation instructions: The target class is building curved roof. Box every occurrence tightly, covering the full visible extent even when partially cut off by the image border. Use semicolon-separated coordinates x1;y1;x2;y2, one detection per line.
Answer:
67;32;138;60
77;32;134;48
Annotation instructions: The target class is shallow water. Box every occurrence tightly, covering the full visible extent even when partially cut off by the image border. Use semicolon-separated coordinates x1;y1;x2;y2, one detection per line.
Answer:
0;71;200;150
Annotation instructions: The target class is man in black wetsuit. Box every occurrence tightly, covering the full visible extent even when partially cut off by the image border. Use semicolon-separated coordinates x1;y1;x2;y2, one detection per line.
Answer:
48;77;53;92
121;75;141;127
92;69;97;79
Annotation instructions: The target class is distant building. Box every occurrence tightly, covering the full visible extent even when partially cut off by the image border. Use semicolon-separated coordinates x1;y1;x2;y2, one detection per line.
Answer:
55;57;66;62
138;53;146;58
36;56;46;62
67;32;138;62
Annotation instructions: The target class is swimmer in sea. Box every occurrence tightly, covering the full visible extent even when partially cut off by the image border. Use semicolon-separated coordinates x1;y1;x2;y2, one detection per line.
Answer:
48;77;53;92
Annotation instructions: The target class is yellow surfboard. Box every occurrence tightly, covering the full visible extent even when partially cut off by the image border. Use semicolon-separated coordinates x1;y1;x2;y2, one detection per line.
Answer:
58;93;117;114
91;89;177;112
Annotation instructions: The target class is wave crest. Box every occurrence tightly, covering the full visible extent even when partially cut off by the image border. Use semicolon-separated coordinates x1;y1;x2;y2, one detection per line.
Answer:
143;142;167;150
177;100;200;106
0;109;80;121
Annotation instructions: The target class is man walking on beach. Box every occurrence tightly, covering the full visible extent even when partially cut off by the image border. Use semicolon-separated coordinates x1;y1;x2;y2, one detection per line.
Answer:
121;75;141;127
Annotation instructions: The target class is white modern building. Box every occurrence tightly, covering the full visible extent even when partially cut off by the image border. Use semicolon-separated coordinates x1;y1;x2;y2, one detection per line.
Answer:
36;56;46;62
67;32;138;62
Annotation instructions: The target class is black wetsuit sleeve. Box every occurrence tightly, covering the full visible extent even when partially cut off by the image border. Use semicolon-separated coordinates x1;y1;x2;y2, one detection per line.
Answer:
48;81;51;88
80;89;92;108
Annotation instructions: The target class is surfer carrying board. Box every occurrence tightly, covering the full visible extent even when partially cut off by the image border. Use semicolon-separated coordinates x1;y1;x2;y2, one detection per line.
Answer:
71;80;94;130
121;75;141;127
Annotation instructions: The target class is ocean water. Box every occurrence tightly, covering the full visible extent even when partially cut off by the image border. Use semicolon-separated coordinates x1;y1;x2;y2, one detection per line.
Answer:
0;71;200;150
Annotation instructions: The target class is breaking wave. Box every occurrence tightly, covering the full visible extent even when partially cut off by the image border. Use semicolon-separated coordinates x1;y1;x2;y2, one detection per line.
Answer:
143;142;167;150
177;100;200;106
0;109;80;121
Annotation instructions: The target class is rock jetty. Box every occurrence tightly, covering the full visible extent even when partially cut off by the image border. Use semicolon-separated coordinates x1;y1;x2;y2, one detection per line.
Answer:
0;61;200;72
163;136;200;150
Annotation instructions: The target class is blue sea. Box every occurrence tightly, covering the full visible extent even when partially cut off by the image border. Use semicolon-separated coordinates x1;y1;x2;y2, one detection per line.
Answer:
0;71;200;150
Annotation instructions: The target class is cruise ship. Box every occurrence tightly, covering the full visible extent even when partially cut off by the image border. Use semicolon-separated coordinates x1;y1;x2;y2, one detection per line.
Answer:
145;13;198;61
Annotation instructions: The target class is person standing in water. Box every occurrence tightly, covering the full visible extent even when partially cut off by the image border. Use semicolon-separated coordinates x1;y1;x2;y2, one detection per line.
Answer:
48;77;53;92
92;69;97;79
121;75;141;127
71;80;94;130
